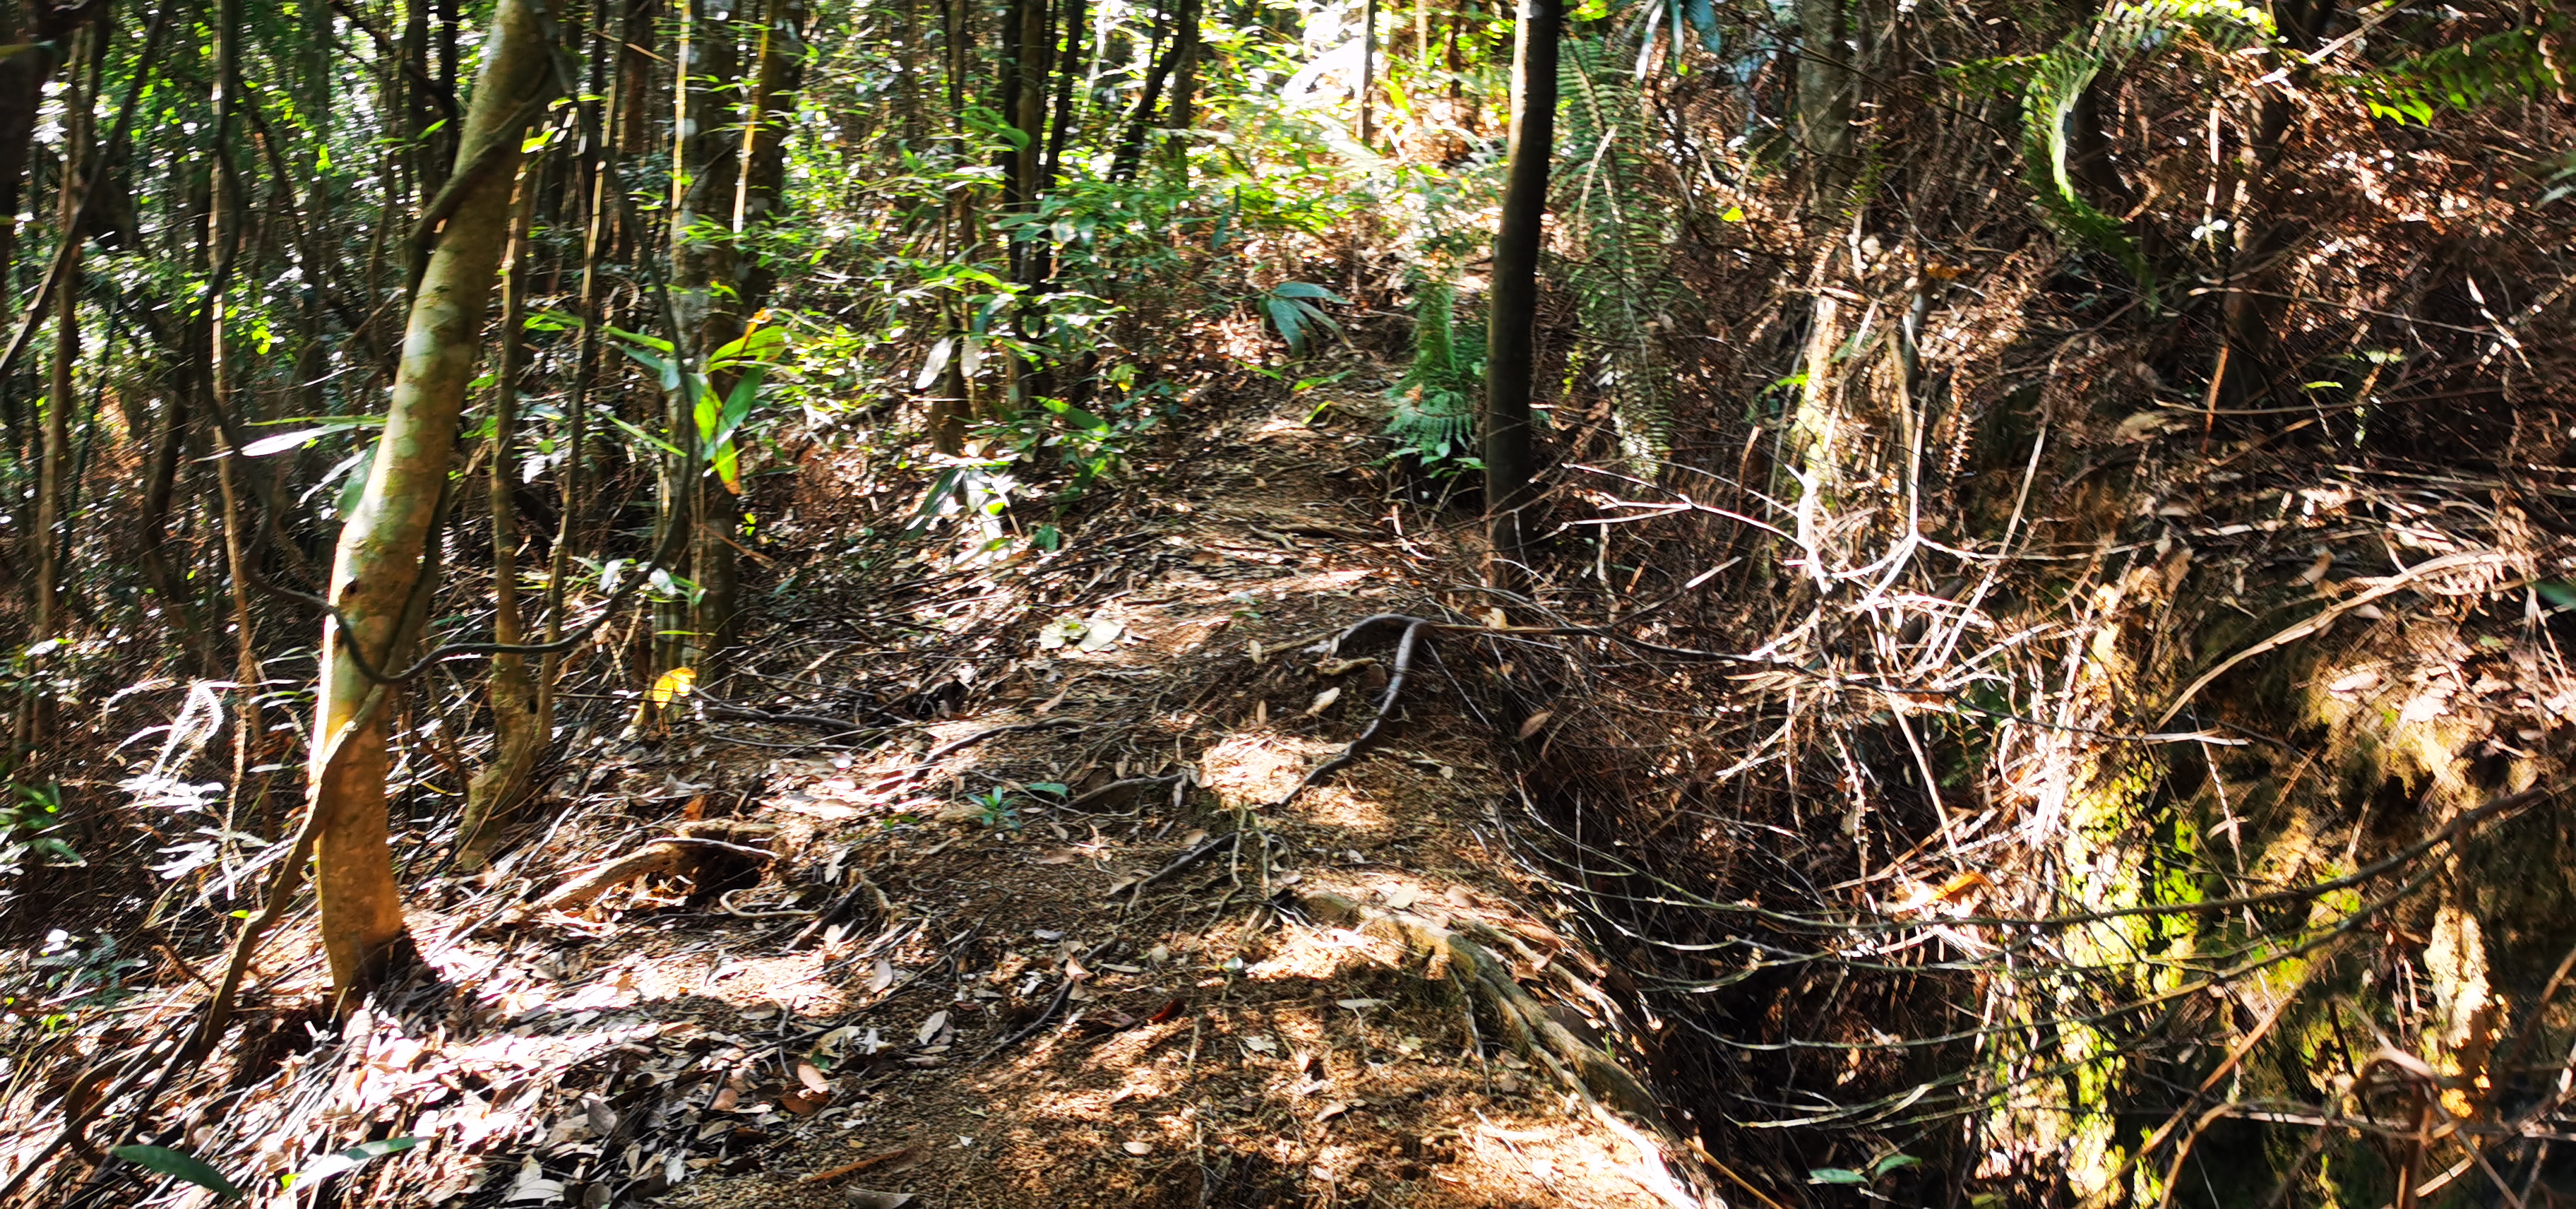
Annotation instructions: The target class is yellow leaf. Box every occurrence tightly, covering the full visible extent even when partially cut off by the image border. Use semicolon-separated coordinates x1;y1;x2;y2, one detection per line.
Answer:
649;667;698;706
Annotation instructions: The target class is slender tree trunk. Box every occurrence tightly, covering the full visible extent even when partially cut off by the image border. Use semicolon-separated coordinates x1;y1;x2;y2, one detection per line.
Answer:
1359;0;1378;146
1160;0;1200;169
660;0;745;679
1109;1;1177;181
30;19;90;655
208;0;266;822
1481;0;1558;586
460;173;543;866
309;0;554;996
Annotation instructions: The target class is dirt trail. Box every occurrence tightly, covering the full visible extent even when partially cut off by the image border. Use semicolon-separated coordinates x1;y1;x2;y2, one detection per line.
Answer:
207;383;1700;1209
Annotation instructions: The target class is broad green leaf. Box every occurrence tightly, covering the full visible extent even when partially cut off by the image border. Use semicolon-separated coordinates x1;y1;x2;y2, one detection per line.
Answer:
112;1145;245;1200
714;441;741;494
1807;1167;1868;1186
1268;281;1344;302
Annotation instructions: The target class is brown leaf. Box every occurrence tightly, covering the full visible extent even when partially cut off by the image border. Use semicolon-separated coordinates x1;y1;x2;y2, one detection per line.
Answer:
865;958;896;994
710;1086;740;1112
781;1088;830;1115
798;1062;831;1095
1516;710;1553;739
1146;999;1183;1025
843;1191;917;1209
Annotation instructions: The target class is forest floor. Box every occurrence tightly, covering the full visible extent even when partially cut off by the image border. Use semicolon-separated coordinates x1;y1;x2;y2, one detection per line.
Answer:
104;377;1700;1208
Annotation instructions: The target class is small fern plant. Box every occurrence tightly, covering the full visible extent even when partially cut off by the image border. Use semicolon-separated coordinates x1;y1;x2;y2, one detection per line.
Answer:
1383;273;1486;475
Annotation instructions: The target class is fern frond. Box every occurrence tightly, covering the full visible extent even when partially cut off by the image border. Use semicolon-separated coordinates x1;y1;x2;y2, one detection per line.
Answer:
1557;36;1679;465
2348;21;2570;124
1385;274;1484;466
2021;0;2277;298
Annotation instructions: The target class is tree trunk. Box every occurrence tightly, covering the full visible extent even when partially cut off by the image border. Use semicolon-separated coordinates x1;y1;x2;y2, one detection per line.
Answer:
1160;0;1200;169
1109;1;1177;181
460;175;544;867
1359;0;1378;146
657;0;744;679
309;0;554;996
1481;0;1557;586
28;16;91;675
1794;0;1854;196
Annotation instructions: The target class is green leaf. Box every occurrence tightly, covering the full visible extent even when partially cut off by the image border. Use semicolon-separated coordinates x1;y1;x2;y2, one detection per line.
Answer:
607;415;687;458
1268;281;1344;302
616;342;681;392
1807;1167;1868;1186
1869;1153;1921;1178
1267;299;1310;353
1025;782;1071;797
713;441;741;494
113;1145;245;1200
719;369;765;441
282;1138;424;1189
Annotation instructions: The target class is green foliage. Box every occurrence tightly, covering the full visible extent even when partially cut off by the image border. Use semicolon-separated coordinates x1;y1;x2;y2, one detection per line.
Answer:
111;1146;245;1201
2020;0;2277;297
1383;275;1486;473
1258;281;1348;355
2349;20;2570;124
1556;35;1681;463
0;781;78;874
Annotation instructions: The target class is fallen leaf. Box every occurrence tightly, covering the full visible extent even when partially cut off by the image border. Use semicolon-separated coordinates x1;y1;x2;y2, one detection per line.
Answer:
710;1087;741;1112
507;1157;565;1203
1077;617;1124;652
1255;700;1268;725
1122;1141;1154;1156
2329;669;2380;693
866;958;897;994
1304;686;1342;716
1242;1035;1278;1054
1146;999;1183;1024
1317;1100;1352;1122
1248;640;1265;665
1035;848;1080;864
1516;710;1552;739
740;1004;781;1021
1335;998;1387;1011
1179;828;1208;847
1383;886;1419;910
844;1191;917;1208
915;1011;948;1047
798;1063;831;1095
2296;551;2334;585
781;1088;830;1115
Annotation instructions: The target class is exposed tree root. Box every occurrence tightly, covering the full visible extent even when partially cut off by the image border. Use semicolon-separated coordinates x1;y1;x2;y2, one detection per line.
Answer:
471;821;780;935
1278;614;1438;806
1296;889;1659;1119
